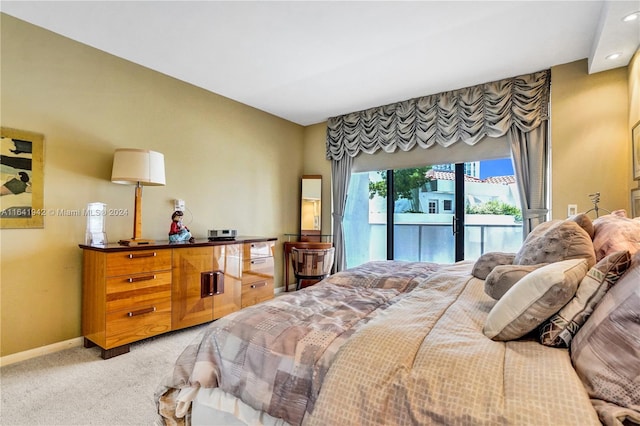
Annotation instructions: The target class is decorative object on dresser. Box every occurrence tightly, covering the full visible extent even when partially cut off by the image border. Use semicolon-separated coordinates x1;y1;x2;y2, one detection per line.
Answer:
110;148;165;246
79;237;275;359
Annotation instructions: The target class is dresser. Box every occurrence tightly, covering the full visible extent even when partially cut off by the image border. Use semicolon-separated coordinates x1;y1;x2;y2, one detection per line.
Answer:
80;237;275;359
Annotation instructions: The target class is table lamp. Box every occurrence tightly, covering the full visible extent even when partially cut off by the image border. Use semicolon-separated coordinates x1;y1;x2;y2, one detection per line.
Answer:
111;148;165;246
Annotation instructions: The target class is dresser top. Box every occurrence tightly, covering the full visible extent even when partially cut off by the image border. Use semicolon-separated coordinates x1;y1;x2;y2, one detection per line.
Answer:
79;236;277;252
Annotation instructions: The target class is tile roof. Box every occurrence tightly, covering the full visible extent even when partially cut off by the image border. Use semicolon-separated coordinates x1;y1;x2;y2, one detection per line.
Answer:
426;170;515;184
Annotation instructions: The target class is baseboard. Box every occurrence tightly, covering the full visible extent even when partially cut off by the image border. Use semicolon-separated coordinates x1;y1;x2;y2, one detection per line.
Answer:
0;337;84;367
274;283;296;295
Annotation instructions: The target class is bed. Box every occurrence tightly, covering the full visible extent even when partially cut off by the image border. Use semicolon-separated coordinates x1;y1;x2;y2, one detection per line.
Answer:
155;212;640;426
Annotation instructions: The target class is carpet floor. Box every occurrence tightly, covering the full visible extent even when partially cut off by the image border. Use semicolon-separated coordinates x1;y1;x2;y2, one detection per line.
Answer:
0;324;208;426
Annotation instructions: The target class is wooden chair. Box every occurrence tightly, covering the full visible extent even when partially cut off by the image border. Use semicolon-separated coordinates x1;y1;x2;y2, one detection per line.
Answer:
290;247;335;290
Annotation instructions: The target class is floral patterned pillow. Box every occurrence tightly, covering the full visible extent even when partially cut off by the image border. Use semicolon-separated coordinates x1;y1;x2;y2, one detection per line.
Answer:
592;214;640;261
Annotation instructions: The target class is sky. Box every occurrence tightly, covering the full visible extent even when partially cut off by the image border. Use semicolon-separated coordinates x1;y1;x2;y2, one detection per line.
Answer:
479;158;513;179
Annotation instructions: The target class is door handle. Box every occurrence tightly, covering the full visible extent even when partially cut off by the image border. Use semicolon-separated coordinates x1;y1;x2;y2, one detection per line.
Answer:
201;270;225;298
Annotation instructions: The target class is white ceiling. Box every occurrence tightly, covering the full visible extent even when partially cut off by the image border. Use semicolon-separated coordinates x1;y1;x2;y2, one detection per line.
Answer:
1;1;639;126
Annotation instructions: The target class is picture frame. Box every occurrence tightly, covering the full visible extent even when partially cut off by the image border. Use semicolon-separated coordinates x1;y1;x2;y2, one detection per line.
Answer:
1;127;45;229
632;187;640;218
634;120;640;181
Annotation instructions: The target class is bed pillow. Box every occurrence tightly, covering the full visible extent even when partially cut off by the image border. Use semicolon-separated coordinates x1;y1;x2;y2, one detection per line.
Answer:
471;252;516;280
483;258;588;341
570;252;640;418
568;212;595;239
538;250;631;347
591;214;640;261
514;219;596;268
484;263;547;300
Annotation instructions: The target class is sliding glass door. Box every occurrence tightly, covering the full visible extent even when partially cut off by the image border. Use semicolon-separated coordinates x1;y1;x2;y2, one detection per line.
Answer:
343;159;523;268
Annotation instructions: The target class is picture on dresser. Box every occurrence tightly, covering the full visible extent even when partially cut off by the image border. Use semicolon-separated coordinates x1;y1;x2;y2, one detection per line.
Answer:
0;127;45;229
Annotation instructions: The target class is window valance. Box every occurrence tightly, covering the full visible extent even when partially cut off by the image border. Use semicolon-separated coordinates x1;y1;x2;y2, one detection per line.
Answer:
326;69;550;161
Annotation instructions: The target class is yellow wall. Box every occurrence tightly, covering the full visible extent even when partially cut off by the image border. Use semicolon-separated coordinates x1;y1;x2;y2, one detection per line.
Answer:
629;50;640;198
629;50;640;130
0;15;304;356
302;123;332;234
550;60;630;218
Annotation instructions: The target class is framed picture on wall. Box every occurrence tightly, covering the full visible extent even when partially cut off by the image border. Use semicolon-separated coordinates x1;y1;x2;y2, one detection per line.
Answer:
634;120;640;181
632;188;640;218
1;127;45;229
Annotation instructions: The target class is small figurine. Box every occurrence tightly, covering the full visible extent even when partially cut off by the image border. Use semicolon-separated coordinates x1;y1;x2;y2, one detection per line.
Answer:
169;210;195;243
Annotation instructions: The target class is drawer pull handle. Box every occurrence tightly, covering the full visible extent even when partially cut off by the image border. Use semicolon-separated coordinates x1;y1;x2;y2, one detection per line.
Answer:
128;252;157;259
127;306;156;317
250;259;267;265
127;275;156;283
251;281;267;289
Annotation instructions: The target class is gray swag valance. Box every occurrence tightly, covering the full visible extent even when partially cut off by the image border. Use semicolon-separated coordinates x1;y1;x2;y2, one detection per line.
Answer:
326;69;550;161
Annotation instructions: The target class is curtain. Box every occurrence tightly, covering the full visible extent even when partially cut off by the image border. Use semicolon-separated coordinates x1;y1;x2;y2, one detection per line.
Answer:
327;70;550;160
327;69;550;269
509;123;549;235
330;155;353;272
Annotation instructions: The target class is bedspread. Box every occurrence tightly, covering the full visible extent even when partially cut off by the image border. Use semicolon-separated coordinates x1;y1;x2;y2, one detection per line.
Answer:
156;261;442;426
304;261;601;426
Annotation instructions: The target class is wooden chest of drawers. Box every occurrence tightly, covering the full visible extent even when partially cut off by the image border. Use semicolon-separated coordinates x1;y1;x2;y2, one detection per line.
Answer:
241;241;275;308
81;237;276;358
82;249;172;358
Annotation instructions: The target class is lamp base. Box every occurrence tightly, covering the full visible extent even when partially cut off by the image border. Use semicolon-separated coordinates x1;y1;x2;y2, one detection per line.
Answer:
117;238;155;246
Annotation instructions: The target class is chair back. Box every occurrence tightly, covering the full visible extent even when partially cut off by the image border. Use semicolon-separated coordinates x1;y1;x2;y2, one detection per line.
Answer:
291;247;335;278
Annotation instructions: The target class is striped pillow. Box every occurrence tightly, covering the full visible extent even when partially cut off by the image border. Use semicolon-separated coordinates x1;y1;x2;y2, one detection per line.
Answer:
539;250;631;347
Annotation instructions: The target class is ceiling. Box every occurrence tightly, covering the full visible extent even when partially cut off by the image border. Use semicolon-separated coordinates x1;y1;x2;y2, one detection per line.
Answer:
1;1;639;126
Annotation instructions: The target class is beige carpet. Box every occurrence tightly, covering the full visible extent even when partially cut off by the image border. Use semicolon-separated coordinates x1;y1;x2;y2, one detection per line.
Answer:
0;324;209;426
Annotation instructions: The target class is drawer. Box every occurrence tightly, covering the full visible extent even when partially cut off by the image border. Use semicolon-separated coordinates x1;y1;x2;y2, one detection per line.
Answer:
242;257;274;283
243;241;275;260
241;278;273;308
106;249;171;276
105;298;171;348
106;271;172;294
106;282;171;313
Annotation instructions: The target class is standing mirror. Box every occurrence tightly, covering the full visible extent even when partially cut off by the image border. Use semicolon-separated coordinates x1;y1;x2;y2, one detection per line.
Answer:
300;175;322;241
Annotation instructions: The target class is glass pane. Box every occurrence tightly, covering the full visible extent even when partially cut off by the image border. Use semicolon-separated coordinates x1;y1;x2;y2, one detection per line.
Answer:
392;165;455;263
343;171;387;268
464;159;523;260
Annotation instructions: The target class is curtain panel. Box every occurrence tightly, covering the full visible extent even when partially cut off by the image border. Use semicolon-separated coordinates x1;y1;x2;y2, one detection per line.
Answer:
326;69;550;161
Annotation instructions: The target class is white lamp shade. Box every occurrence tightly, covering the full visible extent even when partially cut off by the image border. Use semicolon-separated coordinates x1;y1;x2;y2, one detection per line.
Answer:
111;148;166;186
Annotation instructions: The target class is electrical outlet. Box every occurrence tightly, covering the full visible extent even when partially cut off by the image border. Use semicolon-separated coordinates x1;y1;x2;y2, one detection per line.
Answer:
174;199;185;211
567;204;577;217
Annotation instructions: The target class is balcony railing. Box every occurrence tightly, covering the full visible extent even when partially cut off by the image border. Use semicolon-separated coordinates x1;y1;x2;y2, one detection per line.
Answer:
346;221;523;267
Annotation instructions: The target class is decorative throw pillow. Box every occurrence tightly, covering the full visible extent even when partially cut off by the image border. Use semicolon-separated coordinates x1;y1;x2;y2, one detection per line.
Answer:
484;263;547;300
539;250;631;347
568;212;595;239
571;252;640;416
483;258;588;341
471;252;516;280
514;220;596;268
592;214;640;261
